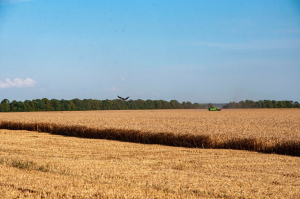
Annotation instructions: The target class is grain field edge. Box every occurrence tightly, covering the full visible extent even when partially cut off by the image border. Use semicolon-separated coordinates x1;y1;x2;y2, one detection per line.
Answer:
0;121;299;157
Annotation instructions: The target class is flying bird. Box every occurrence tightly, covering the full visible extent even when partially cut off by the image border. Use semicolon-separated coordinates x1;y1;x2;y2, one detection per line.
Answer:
117;96;130;101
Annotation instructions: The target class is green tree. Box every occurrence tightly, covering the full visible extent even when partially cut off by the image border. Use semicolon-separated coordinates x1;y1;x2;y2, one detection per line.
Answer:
293;101;300;108
135;99;146;109
0;99;10;112
186;101;193;109
60;99;68;111
114;99;128;110
17;101;25;111
24;100;31;111
265;100;273;108
72;98;84;110
161;100;171;109
154;100;162;109
110;99;119;110
102;99;112;110
272;100;277;108
51;99;61;111
28;100;37;111
10;100;18;112
170;100;182;109
128;100;137;109
282;101;287;108
33;99;43;111
245;100;255;108
146;100;155;109
83;99;92;110
10;100;25;112
67;101;77;111
91;100;102;110
286;101;293;108
192;103;202;109
240;101;248;108
277;101;284;108
41;98;54;111
258;100;265;108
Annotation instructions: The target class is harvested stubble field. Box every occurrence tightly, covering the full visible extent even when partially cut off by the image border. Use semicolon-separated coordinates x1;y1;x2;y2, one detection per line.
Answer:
0;129;300;198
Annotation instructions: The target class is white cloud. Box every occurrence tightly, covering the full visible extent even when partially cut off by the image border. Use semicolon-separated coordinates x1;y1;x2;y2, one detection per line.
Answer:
0;78;36;88
121;77;125;81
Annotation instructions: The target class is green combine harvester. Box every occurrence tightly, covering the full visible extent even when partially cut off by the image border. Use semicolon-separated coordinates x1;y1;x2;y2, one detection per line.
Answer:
208;107;221;111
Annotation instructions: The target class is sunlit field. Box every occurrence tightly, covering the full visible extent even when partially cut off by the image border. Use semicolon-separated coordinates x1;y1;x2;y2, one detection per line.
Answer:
0;109;300;198
0;129;300;198
0;109;300;154
1;109;299;142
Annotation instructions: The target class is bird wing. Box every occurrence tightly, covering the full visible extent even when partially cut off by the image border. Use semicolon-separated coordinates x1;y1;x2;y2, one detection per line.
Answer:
118;96;129;100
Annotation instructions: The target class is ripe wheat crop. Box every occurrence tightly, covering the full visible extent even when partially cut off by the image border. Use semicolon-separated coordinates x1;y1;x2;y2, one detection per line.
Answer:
0;109;300;198
0;129;300;198
0;109;299;156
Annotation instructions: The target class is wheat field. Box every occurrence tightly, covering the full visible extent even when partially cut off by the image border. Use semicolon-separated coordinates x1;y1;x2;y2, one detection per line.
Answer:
0;109;300;198
1;109;299;141
0;109;300;154
0;129;300;198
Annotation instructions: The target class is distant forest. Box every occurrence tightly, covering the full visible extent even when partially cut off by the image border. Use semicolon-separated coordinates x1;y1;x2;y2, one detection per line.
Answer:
0;98;299;112
223;100;300;109
0;98;205;112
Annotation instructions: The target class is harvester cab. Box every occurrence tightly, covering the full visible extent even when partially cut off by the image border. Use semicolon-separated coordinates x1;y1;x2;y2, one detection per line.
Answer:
208;107;221;111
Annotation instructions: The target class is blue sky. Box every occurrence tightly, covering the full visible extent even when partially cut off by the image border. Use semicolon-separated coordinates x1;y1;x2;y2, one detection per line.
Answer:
0;0;299;103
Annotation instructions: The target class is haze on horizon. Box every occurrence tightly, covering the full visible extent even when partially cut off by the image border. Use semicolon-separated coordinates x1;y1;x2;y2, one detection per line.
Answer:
0;0;299;103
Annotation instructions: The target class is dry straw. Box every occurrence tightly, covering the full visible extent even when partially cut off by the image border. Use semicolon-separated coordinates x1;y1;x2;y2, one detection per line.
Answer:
0;121;299;157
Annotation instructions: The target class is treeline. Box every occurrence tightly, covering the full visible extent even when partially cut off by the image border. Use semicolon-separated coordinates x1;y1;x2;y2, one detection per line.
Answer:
223;100;300;109
0;98;206;112
1;98;299;112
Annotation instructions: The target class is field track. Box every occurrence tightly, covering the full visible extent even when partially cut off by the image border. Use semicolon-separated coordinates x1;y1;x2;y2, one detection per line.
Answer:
0;109;299;156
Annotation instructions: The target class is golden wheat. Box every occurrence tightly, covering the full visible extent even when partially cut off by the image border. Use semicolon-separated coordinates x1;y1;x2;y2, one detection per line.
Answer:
0;129;300;198
0;109;299;156
0;109;300;198
0;109;299;141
